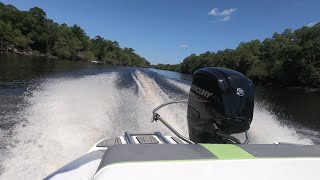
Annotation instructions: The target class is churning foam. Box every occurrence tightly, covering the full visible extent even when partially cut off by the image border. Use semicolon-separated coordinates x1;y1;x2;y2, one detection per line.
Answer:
133;70;188;136
1;70;189;179
1;73;121;179
1;70;313;179
249;105;313;144
165;78;190;93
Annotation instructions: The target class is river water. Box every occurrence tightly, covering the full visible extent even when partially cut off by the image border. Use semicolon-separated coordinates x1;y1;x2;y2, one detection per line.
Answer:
0;54;320;179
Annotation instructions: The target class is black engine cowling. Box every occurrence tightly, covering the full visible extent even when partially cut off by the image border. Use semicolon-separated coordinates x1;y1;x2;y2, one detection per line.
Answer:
187;67;254;143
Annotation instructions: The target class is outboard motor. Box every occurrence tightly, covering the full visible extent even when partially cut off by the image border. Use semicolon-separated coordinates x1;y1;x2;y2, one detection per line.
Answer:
187;67;254;143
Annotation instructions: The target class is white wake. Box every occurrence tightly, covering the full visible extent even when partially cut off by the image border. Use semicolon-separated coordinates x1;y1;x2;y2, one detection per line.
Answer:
1;70;313;179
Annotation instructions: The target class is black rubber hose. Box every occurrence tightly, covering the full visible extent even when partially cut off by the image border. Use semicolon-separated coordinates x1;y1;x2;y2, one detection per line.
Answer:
215;130;242;144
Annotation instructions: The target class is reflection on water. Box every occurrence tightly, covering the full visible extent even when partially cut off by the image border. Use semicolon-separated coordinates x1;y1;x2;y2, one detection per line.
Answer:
0;54;117;94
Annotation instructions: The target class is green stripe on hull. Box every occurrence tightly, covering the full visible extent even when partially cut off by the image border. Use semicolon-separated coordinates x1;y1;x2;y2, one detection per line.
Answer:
201;144;255;159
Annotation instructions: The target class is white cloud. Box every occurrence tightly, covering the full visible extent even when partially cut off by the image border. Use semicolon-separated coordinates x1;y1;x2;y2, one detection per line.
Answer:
307;21;318;27
208;8;237;16
208;8;237;22
221;16;231;22
179;44;189;49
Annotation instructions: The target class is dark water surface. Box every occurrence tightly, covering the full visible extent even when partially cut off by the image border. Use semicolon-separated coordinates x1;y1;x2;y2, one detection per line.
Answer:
0;54;320;178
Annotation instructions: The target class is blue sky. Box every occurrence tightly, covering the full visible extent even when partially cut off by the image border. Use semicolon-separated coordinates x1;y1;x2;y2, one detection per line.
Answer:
2;0;319;64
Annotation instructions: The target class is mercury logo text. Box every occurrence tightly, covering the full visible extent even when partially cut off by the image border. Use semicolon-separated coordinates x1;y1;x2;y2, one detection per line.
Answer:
191;85;213;98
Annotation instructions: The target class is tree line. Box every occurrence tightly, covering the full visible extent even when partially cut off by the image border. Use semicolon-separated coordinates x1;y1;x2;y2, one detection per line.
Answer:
153;24;320;87
1;3;319;87
0;3;150;67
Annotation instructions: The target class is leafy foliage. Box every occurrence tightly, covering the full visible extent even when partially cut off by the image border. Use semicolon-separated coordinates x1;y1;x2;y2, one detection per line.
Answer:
0;3;150;67
153;25;320;87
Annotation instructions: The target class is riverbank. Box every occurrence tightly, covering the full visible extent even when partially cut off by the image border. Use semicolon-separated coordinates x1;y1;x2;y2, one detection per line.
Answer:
287;87;320;95
1;47;111;65
1;44;149;67
1;46;58;59
250;80;320;95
